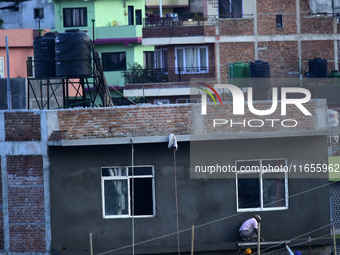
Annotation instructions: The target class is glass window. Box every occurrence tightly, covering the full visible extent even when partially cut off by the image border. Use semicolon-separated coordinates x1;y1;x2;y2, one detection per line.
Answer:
101;166;155;218
175;46;209;73
236;159;288;211
102;52;126;71
63;8;87;27
219;0;243;18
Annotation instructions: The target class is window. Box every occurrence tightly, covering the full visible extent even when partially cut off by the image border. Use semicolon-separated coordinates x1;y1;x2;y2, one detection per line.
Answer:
219;0;243;18
63;8;87;27
135;9;142;25
155;48;168;69
176;98;199;104
144;51;154;69
27;56;34;78
102;52;126;71
101;166;155;218
34;8;44;19
175;46;208;73
128;6;134;25
236;159;288;211
276;15;283;28
154;99;169;105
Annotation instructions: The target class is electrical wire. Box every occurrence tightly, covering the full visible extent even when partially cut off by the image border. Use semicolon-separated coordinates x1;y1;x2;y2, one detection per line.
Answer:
95;179;340;255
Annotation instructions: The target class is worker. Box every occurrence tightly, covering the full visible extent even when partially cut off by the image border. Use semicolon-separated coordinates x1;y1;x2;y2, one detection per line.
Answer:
286;243;301;255
239;215;264;241
236;244;252;255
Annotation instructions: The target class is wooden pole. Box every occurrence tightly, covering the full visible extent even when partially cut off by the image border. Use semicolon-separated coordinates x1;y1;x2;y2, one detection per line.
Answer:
257;223;261;255
333;226;337;255
191;225;195;255
90;233;93;255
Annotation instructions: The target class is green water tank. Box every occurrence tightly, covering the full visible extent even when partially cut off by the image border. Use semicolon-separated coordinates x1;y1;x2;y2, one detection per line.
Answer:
229;62;250;87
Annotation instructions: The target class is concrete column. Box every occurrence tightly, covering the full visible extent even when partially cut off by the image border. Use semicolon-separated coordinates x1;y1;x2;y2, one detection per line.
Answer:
215;18;221;81
0;112;9;253
296;0;302;76
334;17;339;71
254;0;258;60
41;111;51;254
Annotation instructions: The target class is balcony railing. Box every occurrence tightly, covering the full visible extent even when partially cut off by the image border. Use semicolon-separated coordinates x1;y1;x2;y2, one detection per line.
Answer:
122;66;216;84
143;14;253;28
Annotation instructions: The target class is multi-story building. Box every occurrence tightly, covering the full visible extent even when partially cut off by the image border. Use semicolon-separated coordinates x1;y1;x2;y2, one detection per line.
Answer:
0;0;54;29
123;0;340;104
50;0;154;93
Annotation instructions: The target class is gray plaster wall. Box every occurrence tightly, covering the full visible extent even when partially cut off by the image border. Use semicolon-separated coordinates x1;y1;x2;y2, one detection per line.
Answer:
48;136;331;255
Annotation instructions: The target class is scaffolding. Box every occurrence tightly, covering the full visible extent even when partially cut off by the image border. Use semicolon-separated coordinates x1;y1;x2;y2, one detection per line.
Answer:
27;50;114;110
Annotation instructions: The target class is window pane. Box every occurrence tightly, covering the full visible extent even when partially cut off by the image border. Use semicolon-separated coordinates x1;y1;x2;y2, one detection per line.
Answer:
177;49;184;70
237;173;260;209
131;178;153;215
102;52;126;71
128;166;153;176
104;180;129;216
162;50;168;69
200;48;207;71
263;172;286;208
102;167;127;177
63;8;87;27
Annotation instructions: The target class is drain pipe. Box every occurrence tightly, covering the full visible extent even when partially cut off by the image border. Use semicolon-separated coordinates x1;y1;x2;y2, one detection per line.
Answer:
6;36;11;110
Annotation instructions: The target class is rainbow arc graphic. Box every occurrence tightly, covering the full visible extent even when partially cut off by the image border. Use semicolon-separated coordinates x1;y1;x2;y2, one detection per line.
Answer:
198;83;223;106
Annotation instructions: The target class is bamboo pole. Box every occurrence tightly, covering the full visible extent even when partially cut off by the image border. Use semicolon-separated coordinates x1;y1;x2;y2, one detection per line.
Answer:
257;223;261;255
89;233;93;255
333;226;337;255
191;225;195;255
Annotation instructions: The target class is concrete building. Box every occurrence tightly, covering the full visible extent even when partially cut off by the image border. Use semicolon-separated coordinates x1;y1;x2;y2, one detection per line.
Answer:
123;0;340;104
0;92;337;253
0;0;54;29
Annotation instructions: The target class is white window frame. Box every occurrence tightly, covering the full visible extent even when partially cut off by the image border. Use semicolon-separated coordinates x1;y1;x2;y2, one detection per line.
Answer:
236;158;289;212
101;165;156;219
154;99;170;105
176;98;199;104
174;46;209;74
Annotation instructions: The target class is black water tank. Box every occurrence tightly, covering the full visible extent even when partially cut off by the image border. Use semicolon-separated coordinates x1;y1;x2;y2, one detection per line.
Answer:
250;60;270;78
33;32;57;78
55;31;92;77
308;58;327;78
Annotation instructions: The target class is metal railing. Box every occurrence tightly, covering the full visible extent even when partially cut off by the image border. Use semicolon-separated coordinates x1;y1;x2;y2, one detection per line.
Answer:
122;66;215;84
143;14;253;28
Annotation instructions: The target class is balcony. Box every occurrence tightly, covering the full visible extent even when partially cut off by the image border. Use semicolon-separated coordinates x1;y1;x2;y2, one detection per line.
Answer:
122;66;216;84
142;15;254;39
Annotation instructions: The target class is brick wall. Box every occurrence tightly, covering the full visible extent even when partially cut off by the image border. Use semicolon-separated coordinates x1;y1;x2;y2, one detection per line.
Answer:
219;42;255;78
51;106;191;140
257;0;296;13
219;19;254;36
258;41;299;77
48;98;323;141
5;112;41;141
301;40;335;73
143;26;204;38
7;155;45;252
301;16;334;34
257;14;297;35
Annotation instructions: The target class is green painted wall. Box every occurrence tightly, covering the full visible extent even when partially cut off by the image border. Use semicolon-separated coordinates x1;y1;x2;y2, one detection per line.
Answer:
329;156;340;181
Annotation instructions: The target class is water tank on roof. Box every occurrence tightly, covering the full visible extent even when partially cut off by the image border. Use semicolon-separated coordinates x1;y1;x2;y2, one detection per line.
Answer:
229;62;250;87
307;58;327;78
55;31;92;77
250;60;270;78
33;32;57;78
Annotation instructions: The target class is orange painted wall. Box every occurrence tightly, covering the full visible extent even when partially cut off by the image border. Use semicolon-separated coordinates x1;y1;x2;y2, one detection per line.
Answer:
0;29;47;78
